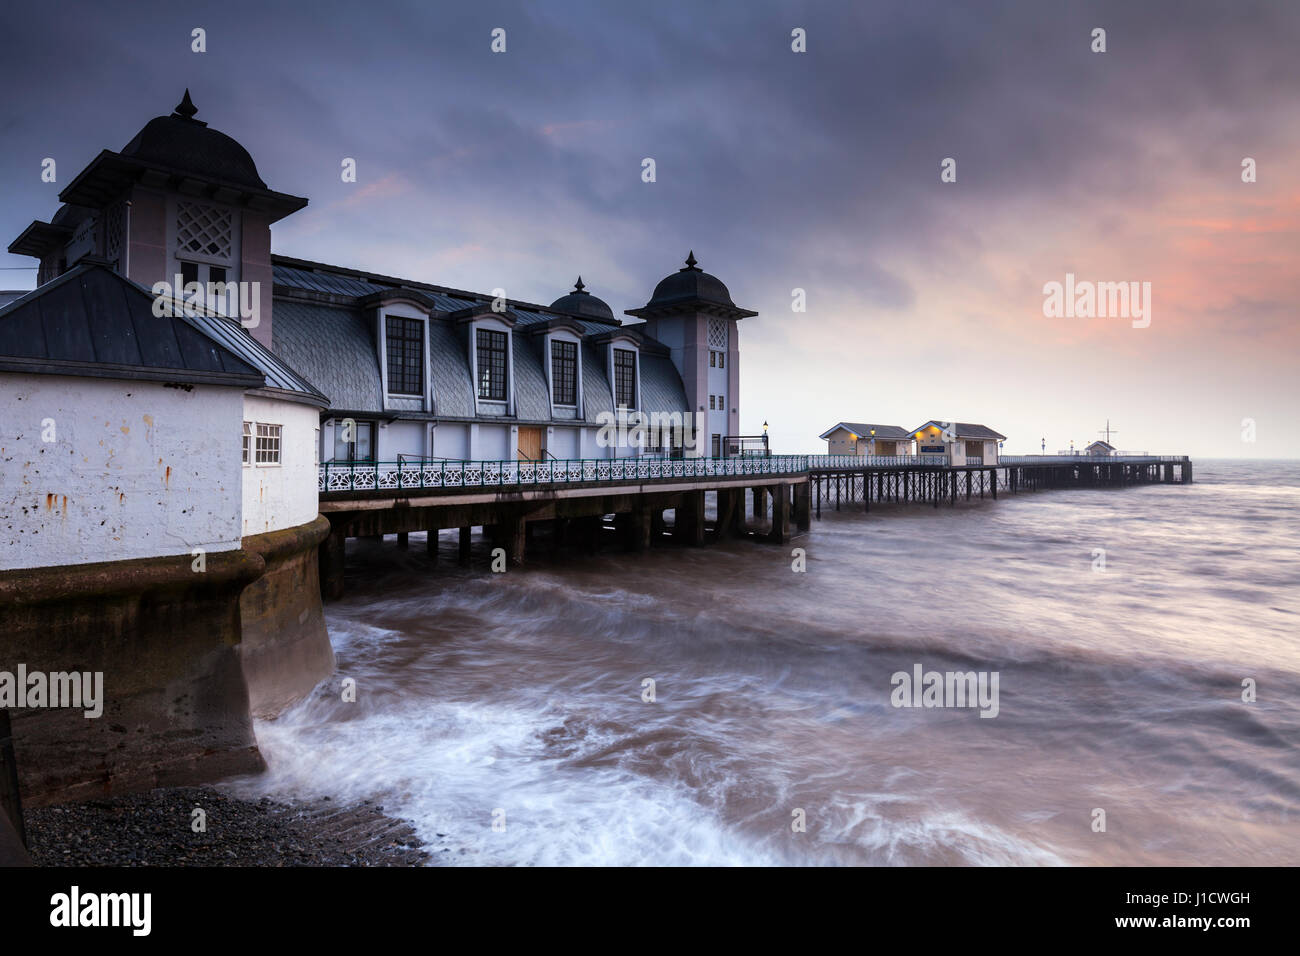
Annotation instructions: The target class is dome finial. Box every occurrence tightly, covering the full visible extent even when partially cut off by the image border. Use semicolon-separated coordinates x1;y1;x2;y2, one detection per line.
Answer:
573;276;586;293
682;250;700;271
174;88;199;120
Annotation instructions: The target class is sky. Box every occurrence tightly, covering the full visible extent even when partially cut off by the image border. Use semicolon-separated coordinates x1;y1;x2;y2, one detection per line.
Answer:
1;0;1297;457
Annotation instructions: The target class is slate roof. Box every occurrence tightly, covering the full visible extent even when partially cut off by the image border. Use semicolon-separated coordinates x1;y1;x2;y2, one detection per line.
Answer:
426;320;475;418
818;422;911;441
122;112;267;190
0;261;264;389
270;256;692;423
639;354;690;418
910;421;1008;441
272;299;381;412
185;311;327;406
626;252;757;320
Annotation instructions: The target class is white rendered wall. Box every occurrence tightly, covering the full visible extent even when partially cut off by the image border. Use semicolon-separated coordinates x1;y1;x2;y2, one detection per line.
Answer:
547;426;579;460
433;424;469;461
0;374;244;570
240;395;320;537
379;420;425;461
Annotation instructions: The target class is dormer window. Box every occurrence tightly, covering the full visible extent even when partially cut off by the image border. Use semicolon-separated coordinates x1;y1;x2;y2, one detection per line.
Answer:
477;328;508;401
385;316;424;396
551;340;577;405
613;348;636;408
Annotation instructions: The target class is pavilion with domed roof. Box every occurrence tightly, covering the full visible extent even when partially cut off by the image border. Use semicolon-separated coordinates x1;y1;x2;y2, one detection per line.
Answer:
6;90;760;468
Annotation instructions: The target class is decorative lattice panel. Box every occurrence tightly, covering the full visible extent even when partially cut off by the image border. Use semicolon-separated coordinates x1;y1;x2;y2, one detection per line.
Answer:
176;202;232;260
104;202;124;266
707;317;728;350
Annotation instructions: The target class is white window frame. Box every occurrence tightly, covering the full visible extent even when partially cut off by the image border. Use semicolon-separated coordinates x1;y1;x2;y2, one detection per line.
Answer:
242;421;251;465
255;422;282;466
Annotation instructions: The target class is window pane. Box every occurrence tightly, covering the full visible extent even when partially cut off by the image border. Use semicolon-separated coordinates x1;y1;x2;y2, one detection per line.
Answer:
614;348;635;408
385;316;424;396
255;423;282;464
551;340;576;405
477;329;507;401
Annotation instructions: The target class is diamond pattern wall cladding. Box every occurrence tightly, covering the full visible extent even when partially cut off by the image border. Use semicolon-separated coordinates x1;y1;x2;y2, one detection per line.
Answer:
708;318;728;350
176;202;233;260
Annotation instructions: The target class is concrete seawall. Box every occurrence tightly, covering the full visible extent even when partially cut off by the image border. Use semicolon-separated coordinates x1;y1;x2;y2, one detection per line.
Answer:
238;515;335;717
0;550;267;807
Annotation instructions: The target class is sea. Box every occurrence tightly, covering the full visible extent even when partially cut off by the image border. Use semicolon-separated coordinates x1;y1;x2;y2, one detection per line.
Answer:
224;459;1300;865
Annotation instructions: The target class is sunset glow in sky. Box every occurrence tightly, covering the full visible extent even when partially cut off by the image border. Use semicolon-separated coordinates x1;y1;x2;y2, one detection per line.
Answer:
2;0;1296;456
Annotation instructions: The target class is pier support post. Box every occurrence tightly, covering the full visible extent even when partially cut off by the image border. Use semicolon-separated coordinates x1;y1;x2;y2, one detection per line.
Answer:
767;482;791;544
458;526;472;566
676;490;706;546
508;516;527;566
794;481;811;532
990;469;997;500
753;487;767;519
426;528;439;563
621;507;652;552
397;532;409;549
569;515;601;554
320;527;346;600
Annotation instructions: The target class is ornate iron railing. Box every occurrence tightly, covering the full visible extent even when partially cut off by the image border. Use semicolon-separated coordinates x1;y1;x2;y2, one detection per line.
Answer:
999;455;1187;465
806;454;951;469
319;455;810;494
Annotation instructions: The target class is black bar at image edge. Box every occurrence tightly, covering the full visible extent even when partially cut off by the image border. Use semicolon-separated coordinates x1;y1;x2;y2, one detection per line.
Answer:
1;866;1281;942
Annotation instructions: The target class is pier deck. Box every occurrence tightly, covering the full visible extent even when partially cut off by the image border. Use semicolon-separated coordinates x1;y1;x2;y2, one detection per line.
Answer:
806;454;1192;516
314;453;1191;597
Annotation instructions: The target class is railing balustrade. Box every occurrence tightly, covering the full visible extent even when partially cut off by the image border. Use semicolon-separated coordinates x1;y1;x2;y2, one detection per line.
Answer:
319;453;1189;494
805;454;951;469
319;455;809;494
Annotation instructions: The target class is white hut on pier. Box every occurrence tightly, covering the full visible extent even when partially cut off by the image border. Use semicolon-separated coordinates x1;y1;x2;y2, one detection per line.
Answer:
909;421;1006;466
818;422;912;457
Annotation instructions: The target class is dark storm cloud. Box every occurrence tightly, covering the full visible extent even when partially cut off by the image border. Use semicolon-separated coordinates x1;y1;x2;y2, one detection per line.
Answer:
2;0;1297;454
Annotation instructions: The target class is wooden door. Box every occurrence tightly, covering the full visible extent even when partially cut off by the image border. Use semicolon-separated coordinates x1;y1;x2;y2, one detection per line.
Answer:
518;427;544;461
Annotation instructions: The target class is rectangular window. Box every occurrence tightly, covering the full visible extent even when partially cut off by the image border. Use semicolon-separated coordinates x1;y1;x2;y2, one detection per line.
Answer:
709;351;716;368
333;421;374;463
614;348;636;408
385;316;424;396
717;351;724;369
718;395;724;411
255;423;282;465
477;328;508;401
242;421;251;465
709;395;715;410
180;260;199;286
551;340;577;405
711;434;722;458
